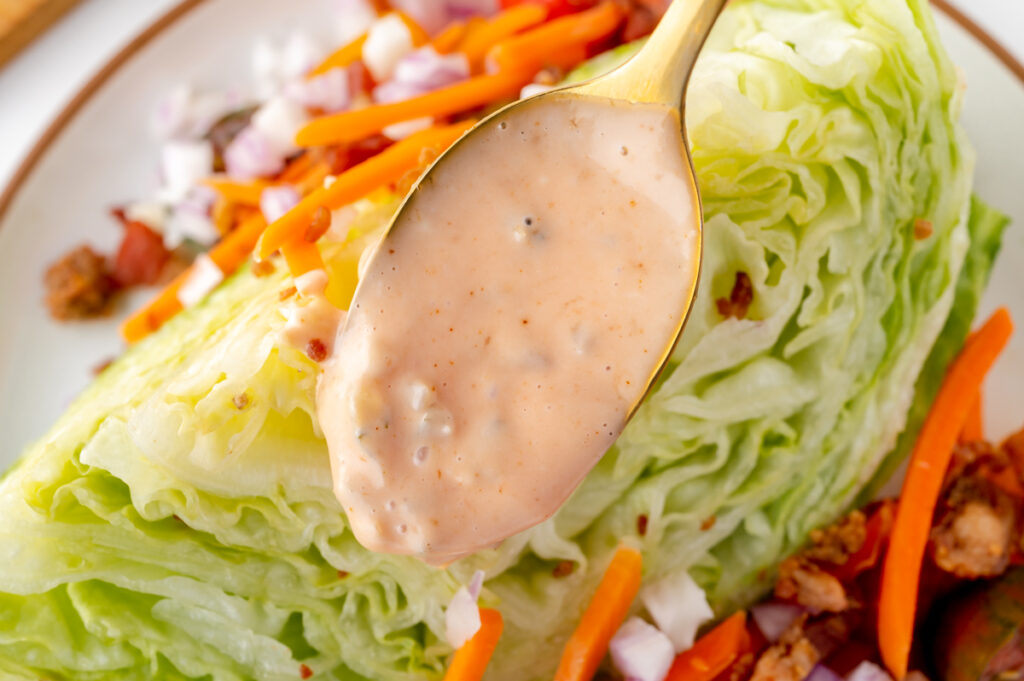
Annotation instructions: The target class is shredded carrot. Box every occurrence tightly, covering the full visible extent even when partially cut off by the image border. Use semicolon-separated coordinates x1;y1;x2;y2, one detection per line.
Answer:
279;152;317;183
433;21;471;54
459;4;549;72
120;214;268;343
443;609;504;681
878;307;1014;679
296;69;522;146
261;120;474;258
282;240;326;278
554;545;643;681
486;2;624;75
664;613;750;681
309;34;367;77
396;11;431;48
120;273;187;343
295;161;333;196
960;389;984;442
204;178;271;206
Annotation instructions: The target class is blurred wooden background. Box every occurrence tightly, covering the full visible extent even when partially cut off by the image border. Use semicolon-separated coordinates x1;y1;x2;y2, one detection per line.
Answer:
0;0;81;68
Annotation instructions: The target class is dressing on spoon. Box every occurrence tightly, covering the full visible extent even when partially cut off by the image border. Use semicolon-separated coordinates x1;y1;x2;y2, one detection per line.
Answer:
317;0;726;563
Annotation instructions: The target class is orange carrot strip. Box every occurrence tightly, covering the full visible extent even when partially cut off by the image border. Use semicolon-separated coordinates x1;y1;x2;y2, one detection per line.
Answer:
120;273;187;343
120;214;268;343
487;2;624;75
309;34;367;77
433;21;470;54
295;70;522;146
261;120;474;258
459;4;549;72
443;609;504;681
878;307;1014;679
960;390;984;442
396;11;431;48
295;161;333;196
279;152;317;183
554;546;643;681
664;613;750;681
208;214;268;272
203;178;271;206
282;240;326;278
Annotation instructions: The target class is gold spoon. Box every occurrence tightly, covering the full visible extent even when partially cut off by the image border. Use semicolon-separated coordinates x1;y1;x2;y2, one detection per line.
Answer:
386;0;728;419
318;0;729;560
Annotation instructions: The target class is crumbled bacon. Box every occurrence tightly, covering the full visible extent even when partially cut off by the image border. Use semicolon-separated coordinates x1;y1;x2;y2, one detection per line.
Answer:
299;663;313;679
252;259;277;277
930;472;1017;579
775;557;850;613
716;272;754;320
306;338;328;362
44;245;117;320
553;560;576;577
637;514;649;536
805;510;867;566
750;618;820;681
305;206;333;242
913;218;933;240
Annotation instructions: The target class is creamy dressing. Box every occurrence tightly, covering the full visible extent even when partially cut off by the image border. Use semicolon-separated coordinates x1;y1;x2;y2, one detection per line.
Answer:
318;95;700;562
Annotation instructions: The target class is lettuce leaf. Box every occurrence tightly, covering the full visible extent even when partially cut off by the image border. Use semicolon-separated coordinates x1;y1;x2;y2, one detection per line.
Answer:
0;0;1008;679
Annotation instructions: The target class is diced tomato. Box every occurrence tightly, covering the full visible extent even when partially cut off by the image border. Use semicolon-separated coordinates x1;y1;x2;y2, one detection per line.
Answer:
110;210;171;287
498;0;597;19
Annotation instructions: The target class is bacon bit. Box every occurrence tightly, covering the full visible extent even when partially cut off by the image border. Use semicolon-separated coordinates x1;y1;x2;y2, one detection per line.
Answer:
637;514;649;536
92;357;115;376
775;557;849;613
306;338;328;362
109;208;172;287
305;206;333;243
252;259;277;277
805;510;867;566
913;218;933;240
716;272;754;320
279;286;298;301
338;570;350;579
233;393;250;410
44;245;118;320
553;560;576;577
300;663;313;679
701;515;717;531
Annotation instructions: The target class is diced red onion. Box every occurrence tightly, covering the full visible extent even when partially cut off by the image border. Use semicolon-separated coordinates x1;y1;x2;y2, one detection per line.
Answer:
805;666;844;681
363;14;416;82
260;185;301;223
159;140;214;203
751;602;805;644
373;47;469;105
164;195;219;249
389;0;497;34
445;570;486;648
845;662;894;681
252;33;327;98
610;617;675;681
251;96;309;157
285;66;356;114
177;254;224;308
640;570;714;653
224;126;286;180
151;86;244;141
281;32;325;80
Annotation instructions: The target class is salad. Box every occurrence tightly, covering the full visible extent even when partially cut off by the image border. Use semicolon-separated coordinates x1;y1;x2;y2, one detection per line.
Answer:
3;0;1017;680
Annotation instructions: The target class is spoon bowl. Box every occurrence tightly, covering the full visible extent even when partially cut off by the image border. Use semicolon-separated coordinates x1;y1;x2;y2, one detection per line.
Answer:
318;0;729;561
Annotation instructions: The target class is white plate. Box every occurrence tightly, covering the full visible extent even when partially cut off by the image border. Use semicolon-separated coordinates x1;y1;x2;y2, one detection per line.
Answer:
0;0;1022;468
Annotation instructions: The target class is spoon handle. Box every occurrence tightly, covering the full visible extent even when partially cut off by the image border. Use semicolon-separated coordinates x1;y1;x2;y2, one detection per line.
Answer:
578;0;728;107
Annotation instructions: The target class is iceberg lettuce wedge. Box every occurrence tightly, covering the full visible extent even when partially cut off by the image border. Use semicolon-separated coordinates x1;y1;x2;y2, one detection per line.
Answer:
0;0;1008;679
